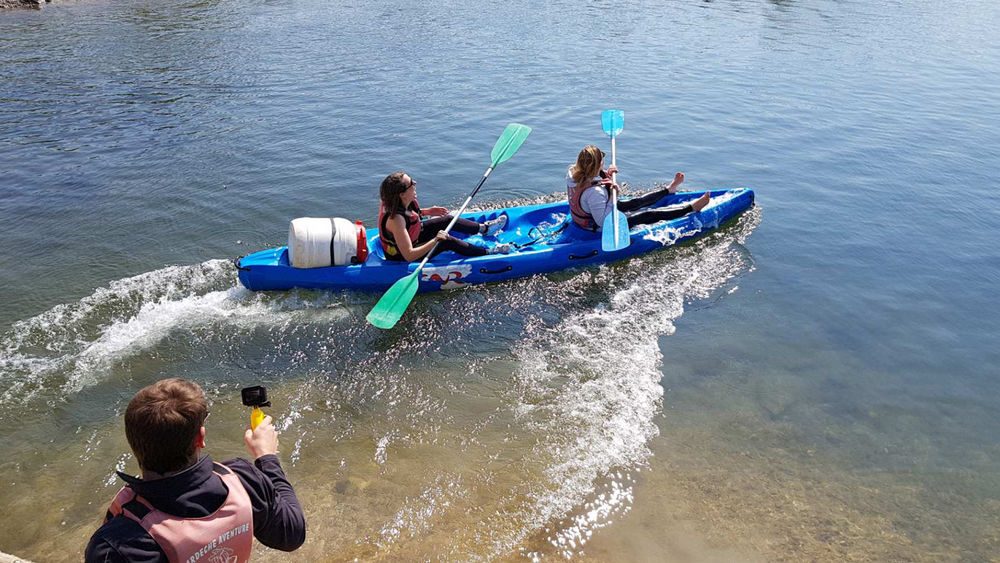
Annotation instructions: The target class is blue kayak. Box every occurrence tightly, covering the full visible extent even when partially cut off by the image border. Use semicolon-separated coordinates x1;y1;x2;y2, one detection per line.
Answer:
235;188;755;292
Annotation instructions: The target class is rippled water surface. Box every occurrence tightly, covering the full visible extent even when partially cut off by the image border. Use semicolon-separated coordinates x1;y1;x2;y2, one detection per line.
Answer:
1;0;998;561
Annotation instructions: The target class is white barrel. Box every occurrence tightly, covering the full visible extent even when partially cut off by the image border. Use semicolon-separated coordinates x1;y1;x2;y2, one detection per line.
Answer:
288;217;366;268
331;217;357;266
288;218;333;268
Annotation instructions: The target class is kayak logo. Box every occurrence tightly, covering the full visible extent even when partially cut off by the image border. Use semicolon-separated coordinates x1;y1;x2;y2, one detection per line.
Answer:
422;264;472;289
207;547;238;563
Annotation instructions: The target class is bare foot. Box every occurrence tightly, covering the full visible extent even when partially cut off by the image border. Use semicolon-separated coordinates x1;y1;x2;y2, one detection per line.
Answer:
667;172;685;194
690;192;711;212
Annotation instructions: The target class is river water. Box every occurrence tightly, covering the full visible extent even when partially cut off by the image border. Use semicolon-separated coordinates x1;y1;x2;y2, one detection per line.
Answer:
1;0;998;561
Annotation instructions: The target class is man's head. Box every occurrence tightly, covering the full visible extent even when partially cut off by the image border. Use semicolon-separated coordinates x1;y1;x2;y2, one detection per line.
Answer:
124;378;208;474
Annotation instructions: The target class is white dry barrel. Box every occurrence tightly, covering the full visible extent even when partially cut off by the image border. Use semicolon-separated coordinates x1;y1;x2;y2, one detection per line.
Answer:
288;217;367;268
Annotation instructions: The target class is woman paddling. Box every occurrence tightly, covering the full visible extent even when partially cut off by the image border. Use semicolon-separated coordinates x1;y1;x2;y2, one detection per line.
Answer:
566;145;710;232
378;171;510;262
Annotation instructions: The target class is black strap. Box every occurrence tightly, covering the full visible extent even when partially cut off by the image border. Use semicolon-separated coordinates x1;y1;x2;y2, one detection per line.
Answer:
122;498;151;520
329;218;337;263
115;464;233;522
514;219;570;249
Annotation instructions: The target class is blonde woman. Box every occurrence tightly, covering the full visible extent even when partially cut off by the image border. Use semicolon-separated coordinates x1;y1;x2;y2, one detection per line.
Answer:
566;145;709;232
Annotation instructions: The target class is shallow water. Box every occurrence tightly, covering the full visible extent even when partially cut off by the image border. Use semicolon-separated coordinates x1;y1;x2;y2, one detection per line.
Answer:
1;0;999;561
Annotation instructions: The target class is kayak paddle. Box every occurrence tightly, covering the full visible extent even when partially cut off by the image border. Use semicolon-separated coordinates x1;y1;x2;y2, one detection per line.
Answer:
366;123;532;330
600;109;630;251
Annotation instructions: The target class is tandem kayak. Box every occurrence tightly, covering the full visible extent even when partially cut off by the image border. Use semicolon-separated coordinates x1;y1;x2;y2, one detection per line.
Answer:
235;188;755;292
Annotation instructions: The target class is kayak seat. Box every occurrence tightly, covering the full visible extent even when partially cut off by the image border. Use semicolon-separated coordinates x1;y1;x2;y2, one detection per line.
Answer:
369;235;386;260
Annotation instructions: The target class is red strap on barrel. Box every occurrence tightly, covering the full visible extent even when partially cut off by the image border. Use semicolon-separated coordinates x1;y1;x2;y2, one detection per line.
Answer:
355;220;369;263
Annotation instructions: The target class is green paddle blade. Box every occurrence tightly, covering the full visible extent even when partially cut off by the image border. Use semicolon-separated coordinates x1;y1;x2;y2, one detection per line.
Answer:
366;271;420;330
601;109;624;137
490;123;532;166
601;210;631;251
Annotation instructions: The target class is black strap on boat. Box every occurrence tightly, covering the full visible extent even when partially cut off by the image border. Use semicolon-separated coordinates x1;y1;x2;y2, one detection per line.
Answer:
234;255;251;272
512;217;570;250
568;249;599;260
479;265;513;275
329;218;337;264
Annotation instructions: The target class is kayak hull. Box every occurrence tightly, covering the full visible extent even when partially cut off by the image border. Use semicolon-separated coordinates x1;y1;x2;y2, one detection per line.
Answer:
236;188;755;293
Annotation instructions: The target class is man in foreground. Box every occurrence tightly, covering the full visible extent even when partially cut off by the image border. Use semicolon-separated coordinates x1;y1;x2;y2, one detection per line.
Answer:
86;378;306;562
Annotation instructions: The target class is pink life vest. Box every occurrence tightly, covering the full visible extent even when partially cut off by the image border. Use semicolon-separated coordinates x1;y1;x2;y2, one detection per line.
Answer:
107;463;254;563
378;199;422;260
567;176;602;231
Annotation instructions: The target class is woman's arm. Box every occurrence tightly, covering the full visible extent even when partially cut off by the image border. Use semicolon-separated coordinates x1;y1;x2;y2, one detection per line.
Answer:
581;185;614;227
387;215;436;262
421;206;449;217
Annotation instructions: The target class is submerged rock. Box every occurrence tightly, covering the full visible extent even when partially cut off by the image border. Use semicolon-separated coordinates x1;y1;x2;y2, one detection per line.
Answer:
334;476;370;496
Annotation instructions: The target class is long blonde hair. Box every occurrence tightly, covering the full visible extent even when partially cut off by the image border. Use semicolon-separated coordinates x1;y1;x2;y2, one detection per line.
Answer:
569;145;604;188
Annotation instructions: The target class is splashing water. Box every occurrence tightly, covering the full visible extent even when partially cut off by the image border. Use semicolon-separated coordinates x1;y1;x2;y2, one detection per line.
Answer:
291;210;761;560
501;217;758;557
0;207;759;562
0;259;354;406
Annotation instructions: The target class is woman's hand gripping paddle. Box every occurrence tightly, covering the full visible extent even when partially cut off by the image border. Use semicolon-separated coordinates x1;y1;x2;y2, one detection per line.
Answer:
366;123;532;330
601;109;630;252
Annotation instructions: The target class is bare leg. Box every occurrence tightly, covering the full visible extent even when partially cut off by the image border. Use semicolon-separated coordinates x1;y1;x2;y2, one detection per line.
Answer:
665;172;685;194
619;172;687;212
691;192;710;211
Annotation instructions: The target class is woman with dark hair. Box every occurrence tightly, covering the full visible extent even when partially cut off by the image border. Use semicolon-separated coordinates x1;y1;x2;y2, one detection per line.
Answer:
567;145;710;232
378;171;509;262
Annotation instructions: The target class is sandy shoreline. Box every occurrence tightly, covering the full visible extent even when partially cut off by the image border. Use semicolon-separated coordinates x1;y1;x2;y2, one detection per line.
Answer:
0;550;34;563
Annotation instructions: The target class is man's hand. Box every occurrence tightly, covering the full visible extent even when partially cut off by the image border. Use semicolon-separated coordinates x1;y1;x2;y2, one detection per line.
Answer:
244;415;278;459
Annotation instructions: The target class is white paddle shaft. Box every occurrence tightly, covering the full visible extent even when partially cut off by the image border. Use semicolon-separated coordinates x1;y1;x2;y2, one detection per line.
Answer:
610;136;619;234
415;166;496;272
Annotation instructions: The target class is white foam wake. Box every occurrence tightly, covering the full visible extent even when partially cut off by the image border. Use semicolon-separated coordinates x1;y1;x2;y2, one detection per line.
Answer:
508;217;759;557
0;259;350;402
343;210;760;559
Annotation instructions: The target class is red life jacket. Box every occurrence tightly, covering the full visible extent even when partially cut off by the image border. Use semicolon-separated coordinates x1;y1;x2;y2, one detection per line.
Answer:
378;199;422;260
567;175;602;231
107;463;254;563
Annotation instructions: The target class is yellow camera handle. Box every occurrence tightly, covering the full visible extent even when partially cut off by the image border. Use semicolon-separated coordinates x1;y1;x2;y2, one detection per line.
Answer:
250;406;266;430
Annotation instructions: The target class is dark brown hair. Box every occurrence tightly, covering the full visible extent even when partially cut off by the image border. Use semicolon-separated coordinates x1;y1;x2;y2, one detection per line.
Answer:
124;378;208;474
379;171;411;217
